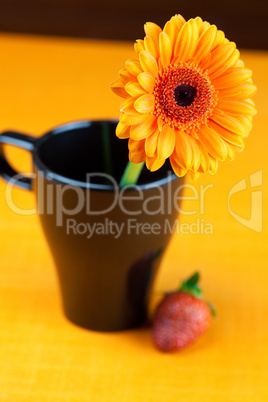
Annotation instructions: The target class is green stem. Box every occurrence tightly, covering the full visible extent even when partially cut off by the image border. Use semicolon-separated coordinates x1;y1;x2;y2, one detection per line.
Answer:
119;161;145;187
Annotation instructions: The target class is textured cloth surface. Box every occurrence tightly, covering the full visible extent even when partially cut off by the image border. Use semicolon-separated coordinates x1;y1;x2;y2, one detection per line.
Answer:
0;34;267;401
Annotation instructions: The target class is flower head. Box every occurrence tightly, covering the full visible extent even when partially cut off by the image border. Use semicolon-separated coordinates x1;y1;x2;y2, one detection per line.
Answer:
111;15;257;180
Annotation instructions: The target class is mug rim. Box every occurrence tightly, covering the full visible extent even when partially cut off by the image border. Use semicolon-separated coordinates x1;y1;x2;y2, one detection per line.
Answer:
33;119;179;191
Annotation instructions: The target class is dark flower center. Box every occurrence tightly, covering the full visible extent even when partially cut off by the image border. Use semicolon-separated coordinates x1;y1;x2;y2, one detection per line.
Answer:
174;84;197;107
153;62;218;132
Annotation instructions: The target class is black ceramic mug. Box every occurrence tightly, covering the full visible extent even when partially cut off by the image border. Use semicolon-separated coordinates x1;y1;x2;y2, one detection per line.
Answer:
0;120;184;331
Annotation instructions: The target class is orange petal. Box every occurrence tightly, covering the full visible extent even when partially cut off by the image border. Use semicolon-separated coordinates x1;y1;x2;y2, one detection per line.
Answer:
208;157;218;174
237;117;252;136
159;32;172;69
207;42;238;75
125;59;143;76
193;24;217;64
189;130;199;140
128;138;145;153
185;19;200;59
211;112;247;136
235;84;257;99
134;39;145;54
120;112;146;126
146;155;165;172
204;21;211;29
157;125;176;159
173;129;193;169
130;114;157;140
170;155;188;177
208;64;229;82
194;16;204;33
196;141;210;173
157;117;164;132
163;19;176;38
198;52;211;71
174;14;186;27
125;80;146;98
212;30;225;49
208;121;245;147
212;68;252;89
164;16;184;45
224;141;236;161
218;84;257;99
139;51;159;77
244;98;255;107
198;125;228;161
120;97;138;115
163;18;182;55
235;59;245;68
199;20;211;35
137;72;155;93
225;49;240;69
188;171;200;181
134;94;155;113
218;88;241;99
116;122;130;139
119;68;135;84
188;136;201;171
209;49;240;80
157;57;164;73
145;128;159;157
129;151;146;164
144;22;162;44
110;79;128;98
217;99;257;116
174;20;193;62
144;36;159;60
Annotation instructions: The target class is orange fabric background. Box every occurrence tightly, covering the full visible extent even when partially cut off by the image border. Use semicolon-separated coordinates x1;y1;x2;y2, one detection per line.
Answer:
0;34;267;400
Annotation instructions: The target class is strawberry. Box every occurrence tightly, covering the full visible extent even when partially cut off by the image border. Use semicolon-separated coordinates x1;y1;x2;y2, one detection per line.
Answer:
152;272;213;352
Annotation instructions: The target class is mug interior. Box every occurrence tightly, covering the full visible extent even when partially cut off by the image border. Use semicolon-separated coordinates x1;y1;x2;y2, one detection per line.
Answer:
35;121;175;187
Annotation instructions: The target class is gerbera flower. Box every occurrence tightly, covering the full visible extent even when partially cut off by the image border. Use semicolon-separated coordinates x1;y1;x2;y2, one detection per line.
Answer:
111;14;257;180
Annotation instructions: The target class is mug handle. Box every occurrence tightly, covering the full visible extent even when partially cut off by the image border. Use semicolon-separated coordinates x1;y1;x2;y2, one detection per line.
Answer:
0;131;36;190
